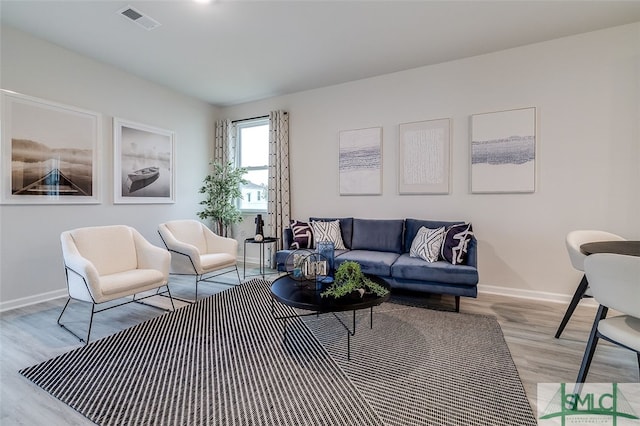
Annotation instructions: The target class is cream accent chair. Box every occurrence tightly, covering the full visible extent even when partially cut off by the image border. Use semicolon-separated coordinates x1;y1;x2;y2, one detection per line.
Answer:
59;225;173;344
576;253;640;383
555;230;626;338
158;220;241;302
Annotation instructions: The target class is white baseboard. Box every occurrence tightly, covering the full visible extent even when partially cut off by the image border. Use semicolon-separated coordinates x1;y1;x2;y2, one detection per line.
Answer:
477;284;598;307
0;282;595;313
0;288;67;313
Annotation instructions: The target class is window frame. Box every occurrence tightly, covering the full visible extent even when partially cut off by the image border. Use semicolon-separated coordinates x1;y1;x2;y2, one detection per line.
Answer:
236;117;269;213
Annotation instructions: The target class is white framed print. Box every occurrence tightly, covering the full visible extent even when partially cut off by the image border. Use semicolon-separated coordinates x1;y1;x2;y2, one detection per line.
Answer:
113;118;175;204
471;107;536;193
1;90;101;204
339;127;382;195
398;118;450;194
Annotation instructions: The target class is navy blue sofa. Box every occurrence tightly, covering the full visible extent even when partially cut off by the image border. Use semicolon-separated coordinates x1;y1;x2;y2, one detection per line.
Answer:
276;217;479;312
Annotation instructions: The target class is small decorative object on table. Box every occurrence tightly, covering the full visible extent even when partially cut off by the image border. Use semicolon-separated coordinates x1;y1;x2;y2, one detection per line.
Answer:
284;249;329;290
316;241;335;283
254;214;264;242
321;261;389;299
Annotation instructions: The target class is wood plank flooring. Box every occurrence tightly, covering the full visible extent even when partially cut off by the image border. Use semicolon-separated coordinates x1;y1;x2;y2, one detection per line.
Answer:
1;267;637;425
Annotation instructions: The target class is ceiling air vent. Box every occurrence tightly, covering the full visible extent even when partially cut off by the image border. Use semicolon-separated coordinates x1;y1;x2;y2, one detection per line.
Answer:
118;6;161;31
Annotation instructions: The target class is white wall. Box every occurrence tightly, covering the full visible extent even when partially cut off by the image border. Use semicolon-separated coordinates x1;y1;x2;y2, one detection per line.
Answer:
0;27;219;309
222;23;640;298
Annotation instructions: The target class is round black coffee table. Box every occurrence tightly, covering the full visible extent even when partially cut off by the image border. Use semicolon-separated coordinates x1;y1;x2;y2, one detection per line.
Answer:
270;274;390;360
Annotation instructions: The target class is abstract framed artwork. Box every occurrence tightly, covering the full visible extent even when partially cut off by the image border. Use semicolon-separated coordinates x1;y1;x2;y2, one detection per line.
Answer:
0;90;101;204
113;118;175;204
471;107;536;194
339;127;382;195
398;118;450;194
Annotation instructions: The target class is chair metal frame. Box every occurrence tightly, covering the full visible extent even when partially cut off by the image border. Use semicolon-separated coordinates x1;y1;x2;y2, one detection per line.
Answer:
58;264;176;344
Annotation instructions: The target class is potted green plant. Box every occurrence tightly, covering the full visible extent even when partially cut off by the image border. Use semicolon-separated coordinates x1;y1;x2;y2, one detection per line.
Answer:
320;261;389;299
197;160;248;236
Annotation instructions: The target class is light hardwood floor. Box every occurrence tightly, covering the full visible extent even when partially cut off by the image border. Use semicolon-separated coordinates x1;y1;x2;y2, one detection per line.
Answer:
1;266;637;425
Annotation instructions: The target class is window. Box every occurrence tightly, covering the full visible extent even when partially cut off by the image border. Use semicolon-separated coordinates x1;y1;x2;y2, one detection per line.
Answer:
236;118;269;212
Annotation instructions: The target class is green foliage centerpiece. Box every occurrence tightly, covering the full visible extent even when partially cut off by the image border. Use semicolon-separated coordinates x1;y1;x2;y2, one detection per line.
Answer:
320;261;389;299
197;160;248;237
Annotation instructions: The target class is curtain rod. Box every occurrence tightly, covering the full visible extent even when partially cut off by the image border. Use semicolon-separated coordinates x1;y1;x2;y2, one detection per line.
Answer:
231;115;269;124
231;112;287;124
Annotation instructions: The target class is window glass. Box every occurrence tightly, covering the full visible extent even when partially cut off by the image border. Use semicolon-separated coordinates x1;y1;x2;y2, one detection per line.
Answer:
237;119;269;212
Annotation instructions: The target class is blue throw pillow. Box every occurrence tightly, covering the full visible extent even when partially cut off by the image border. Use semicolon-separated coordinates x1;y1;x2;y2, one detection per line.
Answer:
441;223;474;265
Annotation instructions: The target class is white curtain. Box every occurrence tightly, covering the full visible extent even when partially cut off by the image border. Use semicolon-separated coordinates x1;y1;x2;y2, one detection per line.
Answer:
267;111;291;265
214;119;235;165
213;119;236;237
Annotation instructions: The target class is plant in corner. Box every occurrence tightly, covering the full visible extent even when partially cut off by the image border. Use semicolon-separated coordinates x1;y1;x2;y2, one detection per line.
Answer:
320;260;389;299
197;160;248;237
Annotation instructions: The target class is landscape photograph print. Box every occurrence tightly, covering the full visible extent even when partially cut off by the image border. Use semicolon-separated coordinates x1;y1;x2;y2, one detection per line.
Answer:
471;107;536;193
1;91;100;204
113;118;175;204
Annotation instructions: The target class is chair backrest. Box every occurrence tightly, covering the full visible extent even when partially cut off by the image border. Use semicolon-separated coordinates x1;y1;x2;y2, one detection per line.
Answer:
584;253;640;318
63;225;137;276
565;230;625;272
162;220;207;254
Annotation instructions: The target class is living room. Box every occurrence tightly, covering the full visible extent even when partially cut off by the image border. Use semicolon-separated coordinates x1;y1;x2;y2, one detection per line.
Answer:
1;1;639;425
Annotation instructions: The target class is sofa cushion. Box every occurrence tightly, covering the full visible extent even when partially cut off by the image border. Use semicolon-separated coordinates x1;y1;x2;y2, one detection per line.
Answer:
391;253;479;285
410;226;445;262
309;217;353;249
290;220;313;249
404;218;465;253
335;250;400;277
441;223;474;265
351;219;404;254
311;220;346;250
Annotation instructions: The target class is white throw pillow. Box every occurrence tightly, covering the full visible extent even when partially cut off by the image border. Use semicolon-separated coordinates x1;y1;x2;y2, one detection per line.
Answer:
310;220;346;250
410;226;445;262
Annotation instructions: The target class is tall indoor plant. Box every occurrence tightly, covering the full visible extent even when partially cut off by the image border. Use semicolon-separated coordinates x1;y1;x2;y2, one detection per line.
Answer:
198;160;248;236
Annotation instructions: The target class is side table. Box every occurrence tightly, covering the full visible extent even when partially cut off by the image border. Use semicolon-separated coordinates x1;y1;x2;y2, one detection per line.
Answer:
243;237;278;279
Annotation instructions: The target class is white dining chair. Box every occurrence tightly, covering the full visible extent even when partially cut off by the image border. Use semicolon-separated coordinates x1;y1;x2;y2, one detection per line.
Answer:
555;230;625;338
576;253;640;383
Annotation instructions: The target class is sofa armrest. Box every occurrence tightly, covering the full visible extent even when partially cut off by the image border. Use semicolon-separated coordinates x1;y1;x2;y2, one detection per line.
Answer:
466;236;478;269
283;228;293;249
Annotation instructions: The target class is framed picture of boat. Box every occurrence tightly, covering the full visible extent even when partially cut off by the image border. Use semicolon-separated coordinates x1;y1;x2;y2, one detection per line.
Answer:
113;118;175;204
1;90;101;204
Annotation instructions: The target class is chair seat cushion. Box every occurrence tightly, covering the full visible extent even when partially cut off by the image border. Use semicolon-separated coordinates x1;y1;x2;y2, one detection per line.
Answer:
101;269;166;297
201;253;236;272
598;315;640;352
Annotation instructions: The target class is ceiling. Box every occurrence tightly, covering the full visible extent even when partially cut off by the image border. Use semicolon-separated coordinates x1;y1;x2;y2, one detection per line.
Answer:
2;1;640;107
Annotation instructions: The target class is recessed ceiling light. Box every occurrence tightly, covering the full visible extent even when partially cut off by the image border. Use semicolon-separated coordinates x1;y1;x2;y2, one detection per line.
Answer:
193;0;212;4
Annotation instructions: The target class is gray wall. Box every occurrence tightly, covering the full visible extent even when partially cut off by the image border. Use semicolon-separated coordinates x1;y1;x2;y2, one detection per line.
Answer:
222;23;640;299
0;27;219;309
1;23;639;309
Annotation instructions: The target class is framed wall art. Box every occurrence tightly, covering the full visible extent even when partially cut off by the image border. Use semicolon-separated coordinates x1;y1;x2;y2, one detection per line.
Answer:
339;127;382;195
471;107;536;194
113;118;175;204
398;118;450;194
0;90;101;204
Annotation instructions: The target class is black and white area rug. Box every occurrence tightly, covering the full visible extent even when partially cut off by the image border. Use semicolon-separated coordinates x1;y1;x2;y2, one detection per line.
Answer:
20;279;536;426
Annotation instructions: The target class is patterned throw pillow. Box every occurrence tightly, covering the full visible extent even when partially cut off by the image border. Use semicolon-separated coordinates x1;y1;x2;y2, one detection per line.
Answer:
409;226;445;262
290;220;313;249
441;223;474;265
310;220;346;250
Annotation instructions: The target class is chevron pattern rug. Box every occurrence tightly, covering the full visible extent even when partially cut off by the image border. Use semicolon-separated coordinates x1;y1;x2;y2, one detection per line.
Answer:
20;279;536;425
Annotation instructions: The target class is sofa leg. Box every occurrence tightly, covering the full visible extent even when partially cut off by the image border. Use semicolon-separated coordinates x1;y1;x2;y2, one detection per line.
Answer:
455;296;460;312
